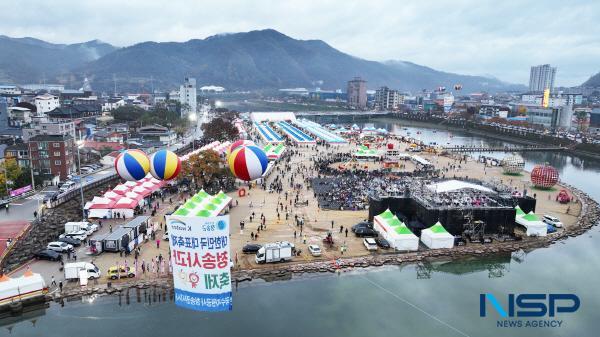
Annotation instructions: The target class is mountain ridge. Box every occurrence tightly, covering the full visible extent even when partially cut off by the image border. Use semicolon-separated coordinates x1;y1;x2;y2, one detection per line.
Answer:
1;29;525;93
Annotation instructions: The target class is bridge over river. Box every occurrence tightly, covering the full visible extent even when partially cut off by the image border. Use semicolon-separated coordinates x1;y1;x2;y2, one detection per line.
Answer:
443;145;566;153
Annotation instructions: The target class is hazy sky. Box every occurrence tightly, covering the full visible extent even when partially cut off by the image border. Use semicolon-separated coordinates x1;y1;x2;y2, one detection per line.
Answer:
2;0;599;86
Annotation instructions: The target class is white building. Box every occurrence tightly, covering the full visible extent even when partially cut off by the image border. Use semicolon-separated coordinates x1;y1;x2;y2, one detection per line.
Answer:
102;98;126;112
529;64;556;93
179;77;197;117
21;84;65;92
35;93;60;115
374;86;403;110
22;116;76;141
0;85;21;95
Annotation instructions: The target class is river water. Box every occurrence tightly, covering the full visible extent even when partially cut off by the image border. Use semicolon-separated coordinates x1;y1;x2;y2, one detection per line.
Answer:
3;118;599;337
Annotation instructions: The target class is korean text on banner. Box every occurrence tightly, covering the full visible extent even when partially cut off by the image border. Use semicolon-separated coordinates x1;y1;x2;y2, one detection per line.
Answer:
166;215;232;311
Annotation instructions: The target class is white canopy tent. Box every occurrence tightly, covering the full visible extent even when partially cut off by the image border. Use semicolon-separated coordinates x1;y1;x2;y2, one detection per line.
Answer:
420;222;454;249
516;211;547;237
373;209;419;251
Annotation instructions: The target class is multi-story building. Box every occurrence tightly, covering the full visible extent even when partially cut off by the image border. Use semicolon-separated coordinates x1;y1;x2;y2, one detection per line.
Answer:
35;93;60;115
179;77;197;117
22;117;76;141
7;107;33;127
479;104;510;119
529;64;557;93
28;134;76;183
4;143;30;168
374;86;402;110
526;105;572;130
137;124;177;145
347;77;367;109
102;97;126;112
0;85;22;95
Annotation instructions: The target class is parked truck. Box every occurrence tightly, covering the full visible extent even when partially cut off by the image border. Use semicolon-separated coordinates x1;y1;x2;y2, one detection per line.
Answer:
255;241;294;264
64;262;101;280
64;222;98;235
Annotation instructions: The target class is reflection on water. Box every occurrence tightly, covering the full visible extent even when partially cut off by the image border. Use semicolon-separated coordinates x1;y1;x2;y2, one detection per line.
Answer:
3;118;600;337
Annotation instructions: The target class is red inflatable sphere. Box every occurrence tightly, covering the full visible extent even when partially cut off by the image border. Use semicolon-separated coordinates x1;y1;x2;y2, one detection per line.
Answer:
530;164;559;188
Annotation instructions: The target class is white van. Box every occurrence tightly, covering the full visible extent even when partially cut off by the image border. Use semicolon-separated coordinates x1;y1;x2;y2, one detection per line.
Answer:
64;262;101;280
64;222;98;235
543;215;563;228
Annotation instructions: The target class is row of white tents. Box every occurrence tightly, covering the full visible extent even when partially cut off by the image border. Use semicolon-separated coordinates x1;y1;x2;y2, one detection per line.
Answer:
373;209;455;250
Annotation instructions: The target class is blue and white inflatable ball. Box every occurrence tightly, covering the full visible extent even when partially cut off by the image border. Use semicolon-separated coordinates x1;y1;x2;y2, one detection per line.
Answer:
114;149;150;181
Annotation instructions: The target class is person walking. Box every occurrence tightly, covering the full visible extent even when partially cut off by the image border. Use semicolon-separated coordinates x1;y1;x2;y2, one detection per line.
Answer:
58;281;63;292
156;239;160;249
345;228;348;237
51;276;57;287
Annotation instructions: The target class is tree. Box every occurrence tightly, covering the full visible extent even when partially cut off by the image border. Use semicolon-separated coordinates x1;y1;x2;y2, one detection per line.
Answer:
180;150;228;189
0;159;23;197
112;106;146;122
201;118;238;142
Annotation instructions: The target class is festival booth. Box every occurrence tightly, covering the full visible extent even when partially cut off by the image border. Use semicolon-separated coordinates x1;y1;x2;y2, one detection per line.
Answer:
102;216;149;252
112;184;130;195
111;197;137;218
420;222;455;249
263;144;286;160
0;271;47;306
373;209;419;251
354;145;380;160
172;190;233;217
515;208;547;236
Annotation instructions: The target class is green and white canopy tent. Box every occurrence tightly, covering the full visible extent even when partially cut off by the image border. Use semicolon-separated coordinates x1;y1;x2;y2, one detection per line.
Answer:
263;143;286;160
515;208;547;237
354;145;380;159
373;209;419;251
421;222;454;249
172;190;233;218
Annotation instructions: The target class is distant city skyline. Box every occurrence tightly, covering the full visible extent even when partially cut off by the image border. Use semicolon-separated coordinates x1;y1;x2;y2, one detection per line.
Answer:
1;0;599;87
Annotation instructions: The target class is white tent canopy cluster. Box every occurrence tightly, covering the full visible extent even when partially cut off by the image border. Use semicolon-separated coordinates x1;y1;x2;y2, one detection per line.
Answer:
515;206;547;236
85;174;165;219
172;190;233;218
180;141;232;161
373;209;419;251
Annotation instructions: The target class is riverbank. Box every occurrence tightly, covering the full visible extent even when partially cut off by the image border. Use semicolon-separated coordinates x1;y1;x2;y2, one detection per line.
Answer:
368;114;600;160
47;172;599;304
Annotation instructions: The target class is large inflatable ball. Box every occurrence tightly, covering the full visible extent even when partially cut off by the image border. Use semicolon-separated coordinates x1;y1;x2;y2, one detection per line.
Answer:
502;155;525;174
149;149;181;180
115;149;150;181
228;139;255;155
228;145;268;181
530;164;559;189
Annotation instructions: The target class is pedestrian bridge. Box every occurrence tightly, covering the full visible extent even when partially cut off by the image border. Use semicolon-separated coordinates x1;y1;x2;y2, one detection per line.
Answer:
443;145;565;153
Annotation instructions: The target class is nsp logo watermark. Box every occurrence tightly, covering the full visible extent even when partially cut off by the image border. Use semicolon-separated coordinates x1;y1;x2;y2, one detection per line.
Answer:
480;293;580;328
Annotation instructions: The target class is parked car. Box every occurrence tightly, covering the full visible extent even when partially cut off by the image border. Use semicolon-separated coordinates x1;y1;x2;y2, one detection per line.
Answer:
363;238;378;251
375;237;390;249
107;266;136;280
351;221;371;233
242;244;262;254
547;224;557;234
308;244;322;257
542;215;563;228
34;249;62;261
354;227;378;237
58;237;81;246
59;230;87;241
47;241;73;253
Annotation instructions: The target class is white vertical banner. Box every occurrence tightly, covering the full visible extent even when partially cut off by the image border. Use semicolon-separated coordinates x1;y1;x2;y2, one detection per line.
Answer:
166;215;232;311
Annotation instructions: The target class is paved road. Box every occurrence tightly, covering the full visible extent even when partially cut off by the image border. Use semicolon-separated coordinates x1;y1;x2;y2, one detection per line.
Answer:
3;132;197;225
